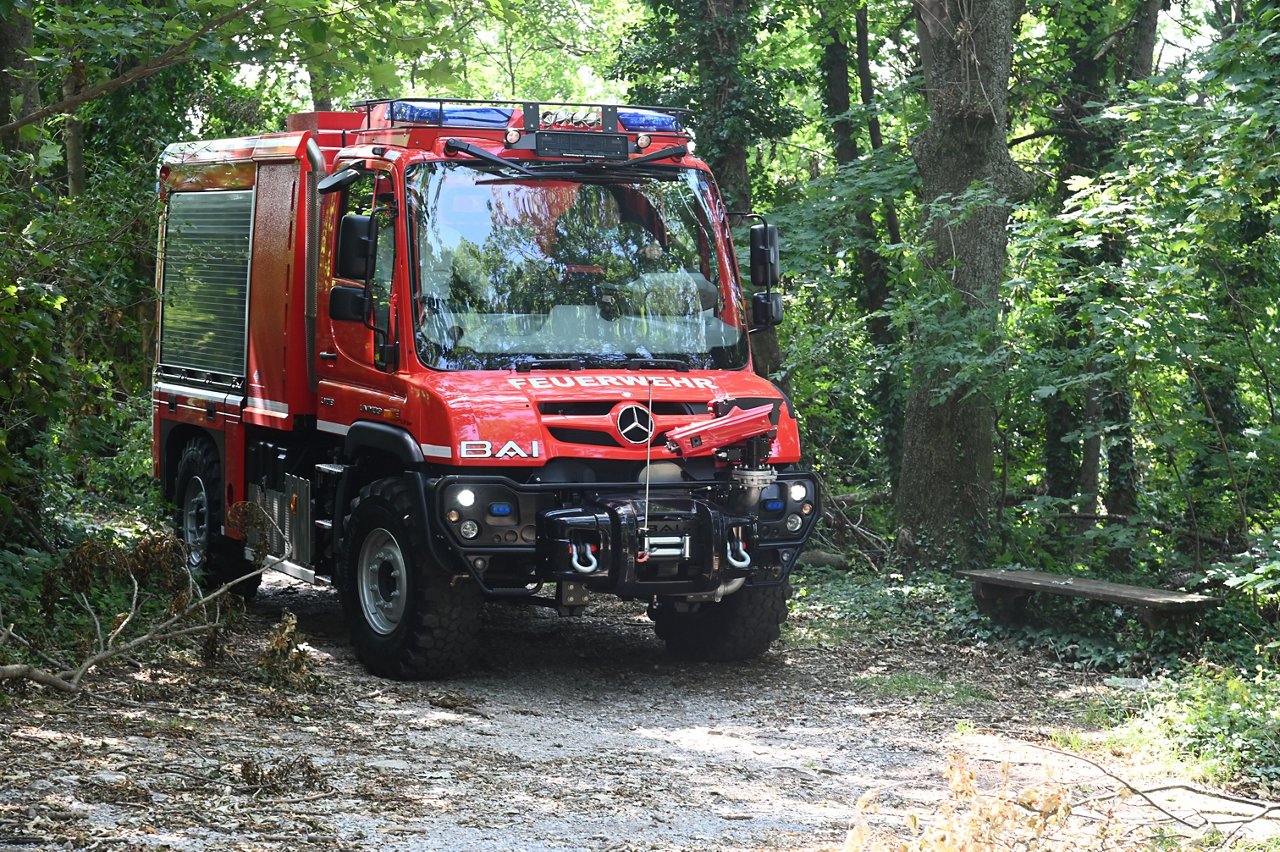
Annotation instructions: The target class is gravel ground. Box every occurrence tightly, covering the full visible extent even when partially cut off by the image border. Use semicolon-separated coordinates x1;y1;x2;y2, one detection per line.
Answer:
3;572;1278;850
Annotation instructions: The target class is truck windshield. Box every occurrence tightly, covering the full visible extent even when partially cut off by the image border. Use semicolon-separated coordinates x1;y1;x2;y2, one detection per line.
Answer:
406;162;748;371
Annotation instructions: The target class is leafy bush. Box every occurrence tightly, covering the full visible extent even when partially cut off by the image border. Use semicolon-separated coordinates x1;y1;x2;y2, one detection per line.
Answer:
0;532;205;683
1152;664;1280;787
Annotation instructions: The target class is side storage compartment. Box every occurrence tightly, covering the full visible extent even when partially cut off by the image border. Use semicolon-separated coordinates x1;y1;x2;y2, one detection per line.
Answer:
246;475;313;567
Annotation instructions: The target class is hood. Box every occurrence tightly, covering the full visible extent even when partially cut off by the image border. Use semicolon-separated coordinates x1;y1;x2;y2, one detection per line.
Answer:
406;368;800;467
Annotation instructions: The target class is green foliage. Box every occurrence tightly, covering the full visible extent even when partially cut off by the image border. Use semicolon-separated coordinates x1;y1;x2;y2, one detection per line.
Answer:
770;145;920;492
1152;663;1280;786
612;0;807;197
1208;528;1280;630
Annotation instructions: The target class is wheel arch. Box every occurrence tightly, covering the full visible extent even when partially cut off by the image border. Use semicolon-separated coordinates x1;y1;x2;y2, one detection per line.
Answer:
161;423;225;502
343;421;424;467
333;423;426;559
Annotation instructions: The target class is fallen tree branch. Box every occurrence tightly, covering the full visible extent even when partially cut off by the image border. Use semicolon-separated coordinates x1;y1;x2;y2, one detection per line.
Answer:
1029;742;1280;836
0;663;77;693
0;503;286;694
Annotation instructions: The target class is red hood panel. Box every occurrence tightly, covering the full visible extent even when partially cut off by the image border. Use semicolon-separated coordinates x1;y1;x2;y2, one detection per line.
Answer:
406;369;799;466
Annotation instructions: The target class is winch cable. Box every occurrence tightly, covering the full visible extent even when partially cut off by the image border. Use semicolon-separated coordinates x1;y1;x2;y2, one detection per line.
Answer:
638;378;655;562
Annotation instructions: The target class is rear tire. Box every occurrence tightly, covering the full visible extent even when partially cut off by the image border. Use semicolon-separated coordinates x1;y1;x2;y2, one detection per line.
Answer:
650;582;791;662
172;437;261;600
338;476;482;679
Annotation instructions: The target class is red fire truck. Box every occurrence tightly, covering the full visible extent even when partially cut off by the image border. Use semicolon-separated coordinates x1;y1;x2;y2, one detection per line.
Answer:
153;98;820;678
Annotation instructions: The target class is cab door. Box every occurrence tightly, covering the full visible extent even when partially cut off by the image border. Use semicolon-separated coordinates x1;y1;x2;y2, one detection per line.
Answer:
317;163;408;433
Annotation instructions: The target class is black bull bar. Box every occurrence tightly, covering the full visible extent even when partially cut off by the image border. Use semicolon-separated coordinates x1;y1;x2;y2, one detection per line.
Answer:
424;475;817;597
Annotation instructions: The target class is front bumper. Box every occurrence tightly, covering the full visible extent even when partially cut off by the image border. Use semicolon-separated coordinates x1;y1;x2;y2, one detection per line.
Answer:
425;474;820;597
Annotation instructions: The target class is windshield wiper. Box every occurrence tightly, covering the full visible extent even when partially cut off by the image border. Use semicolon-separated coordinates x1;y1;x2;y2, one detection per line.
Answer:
625;357;690;372
598;144;689;171
444;138;534;176
515;357;585;373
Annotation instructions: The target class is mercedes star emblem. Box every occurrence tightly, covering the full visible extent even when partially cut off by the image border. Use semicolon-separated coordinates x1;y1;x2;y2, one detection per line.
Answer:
616;404;656;445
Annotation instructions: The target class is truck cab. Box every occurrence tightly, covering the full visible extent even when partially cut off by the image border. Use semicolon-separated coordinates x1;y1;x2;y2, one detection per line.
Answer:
153;99;819;678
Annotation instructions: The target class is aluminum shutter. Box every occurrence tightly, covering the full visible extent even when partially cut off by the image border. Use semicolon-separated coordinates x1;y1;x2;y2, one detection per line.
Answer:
159;189;254;377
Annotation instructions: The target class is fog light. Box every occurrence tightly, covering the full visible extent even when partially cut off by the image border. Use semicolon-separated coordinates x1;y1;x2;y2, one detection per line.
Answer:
504;129;521;145
784;513;803;533
459;520;480;539
456;488;476;508
788;483;807;501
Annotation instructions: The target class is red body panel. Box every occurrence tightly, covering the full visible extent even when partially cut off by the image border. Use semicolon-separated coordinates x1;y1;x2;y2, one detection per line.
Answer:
244;161;307;428
155;131;327;511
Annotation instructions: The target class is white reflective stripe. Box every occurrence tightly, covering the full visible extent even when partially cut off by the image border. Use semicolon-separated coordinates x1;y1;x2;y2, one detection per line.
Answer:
246;397;289;415
317;420;350;436
421;443;452;459
154;382;239;405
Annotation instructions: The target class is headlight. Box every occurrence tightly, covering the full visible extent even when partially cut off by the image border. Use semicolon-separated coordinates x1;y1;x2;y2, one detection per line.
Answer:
785;514;803;533
788;483;807;502
459;520;480;539
456;488;476;508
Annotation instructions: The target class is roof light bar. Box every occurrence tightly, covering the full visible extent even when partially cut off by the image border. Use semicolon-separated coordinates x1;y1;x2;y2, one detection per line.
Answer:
353;97;689;135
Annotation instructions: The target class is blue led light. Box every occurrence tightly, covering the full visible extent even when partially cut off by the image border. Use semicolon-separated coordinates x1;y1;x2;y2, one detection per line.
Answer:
390;103;515;128
489;502;514;517
762;499;785;512
617;109;681;132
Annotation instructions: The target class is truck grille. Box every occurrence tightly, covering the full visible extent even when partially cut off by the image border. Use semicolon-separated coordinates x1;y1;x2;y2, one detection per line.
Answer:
540;399;704;450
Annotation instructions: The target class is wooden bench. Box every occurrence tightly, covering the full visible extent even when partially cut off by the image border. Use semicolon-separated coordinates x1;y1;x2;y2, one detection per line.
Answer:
957;568;1220;628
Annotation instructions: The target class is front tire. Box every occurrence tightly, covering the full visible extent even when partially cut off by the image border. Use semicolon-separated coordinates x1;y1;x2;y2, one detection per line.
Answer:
339;476;482;679
172;437;261;600
650;582;791;662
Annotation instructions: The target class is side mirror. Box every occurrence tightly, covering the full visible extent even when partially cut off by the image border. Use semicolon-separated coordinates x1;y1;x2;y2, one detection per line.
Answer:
336;213;377;282
749;223;780;289
329;284;368;322
751;291;783;328
318;167;362;195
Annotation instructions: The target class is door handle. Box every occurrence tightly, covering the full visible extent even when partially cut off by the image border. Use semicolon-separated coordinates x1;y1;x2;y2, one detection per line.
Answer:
319;352;338;361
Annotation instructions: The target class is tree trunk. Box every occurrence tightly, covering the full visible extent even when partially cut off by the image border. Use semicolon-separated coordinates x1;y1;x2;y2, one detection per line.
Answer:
307;62;333;112
819;24;858;166
1042;0;1112;504
817;11;903;476
895;0;1031;566
1040;0;1162;572
700;0;752;212
1126;0;1163;81
854;4;905;486
0;5;41;154
63;67;85;196
855;6;902;246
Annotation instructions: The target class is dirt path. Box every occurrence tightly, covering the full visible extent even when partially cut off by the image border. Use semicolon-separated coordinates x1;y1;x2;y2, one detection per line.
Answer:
3;574;1277;850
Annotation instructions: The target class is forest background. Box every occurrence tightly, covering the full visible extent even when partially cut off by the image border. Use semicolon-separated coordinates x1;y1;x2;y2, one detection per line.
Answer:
2;0;1280;790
